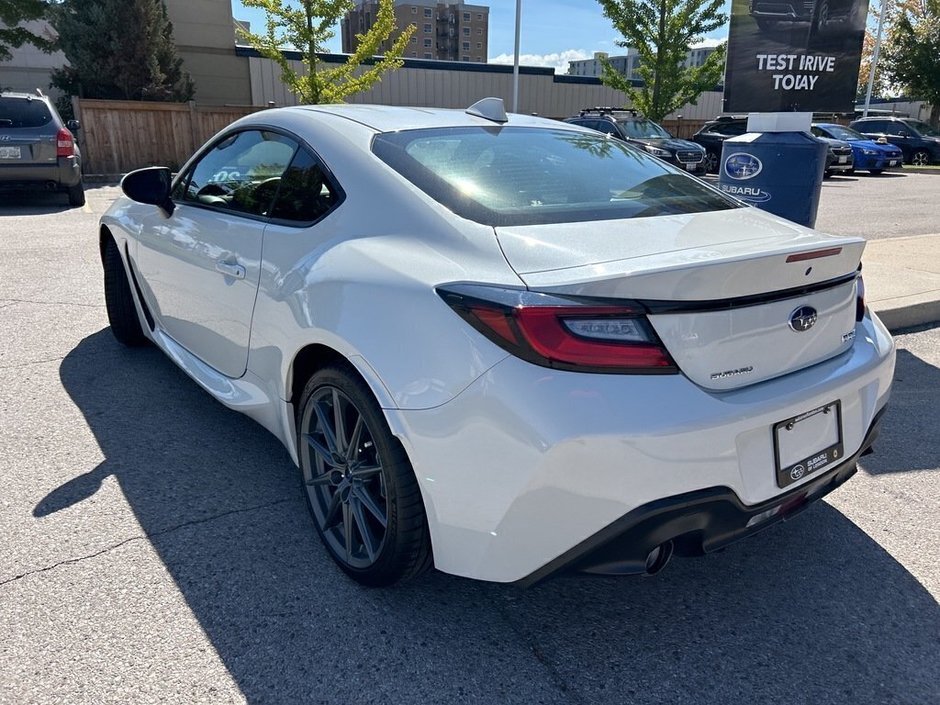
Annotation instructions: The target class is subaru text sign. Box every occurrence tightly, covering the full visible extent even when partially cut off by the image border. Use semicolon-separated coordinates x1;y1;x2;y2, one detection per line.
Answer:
723;0;868;112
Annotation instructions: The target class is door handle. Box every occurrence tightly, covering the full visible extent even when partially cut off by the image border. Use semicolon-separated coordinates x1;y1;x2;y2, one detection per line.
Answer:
215;260;246;279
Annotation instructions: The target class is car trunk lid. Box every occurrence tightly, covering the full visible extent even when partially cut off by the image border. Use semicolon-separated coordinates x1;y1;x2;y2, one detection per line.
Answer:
495;208;864;390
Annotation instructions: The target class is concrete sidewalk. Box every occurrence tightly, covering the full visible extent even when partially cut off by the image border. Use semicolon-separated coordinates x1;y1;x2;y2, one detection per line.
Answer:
863;233;940;332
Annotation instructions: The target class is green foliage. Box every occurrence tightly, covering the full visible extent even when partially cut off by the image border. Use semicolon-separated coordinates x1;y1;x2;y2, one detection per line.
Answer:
597;0;726;122
0;0;55;61
49;0;194;101
881;0;940;126
238;0;414;104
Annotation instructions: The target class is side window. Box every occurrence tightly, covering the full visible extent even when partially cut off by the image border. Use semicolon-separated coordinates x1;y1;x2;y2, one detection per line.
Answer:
177;130;297;216
859;121;885;134
884;122;909;136
811;126;825;137
268;148;340;223
718;122;746;136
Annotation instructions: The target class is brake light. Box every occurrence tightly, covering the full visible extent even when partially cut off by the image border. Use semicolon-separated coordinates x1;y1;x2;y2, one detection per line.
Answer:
856;273;866;322
439;284;677;373
56;127;74;157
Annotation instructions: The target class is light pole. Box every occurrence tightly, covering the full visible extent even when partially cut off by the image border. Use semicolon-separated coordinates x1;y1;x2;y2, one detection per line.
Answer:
863;0;890;117
512;0;522;113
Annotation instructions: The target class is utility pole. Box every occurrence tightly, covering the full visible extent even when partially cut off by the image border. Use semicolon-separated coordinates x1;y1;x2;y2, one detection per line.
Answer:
863;0;890;117
512;0;522;113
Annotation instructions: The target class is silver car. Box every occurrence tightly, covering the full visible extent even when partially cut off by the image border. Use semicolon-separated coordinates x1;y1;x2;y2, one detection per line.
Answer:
0;90;84;207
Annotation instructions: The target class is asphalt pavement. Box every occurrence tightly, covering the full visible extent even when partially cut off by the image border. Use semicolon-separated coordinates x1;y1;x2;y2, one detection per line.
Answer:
0;182;938;704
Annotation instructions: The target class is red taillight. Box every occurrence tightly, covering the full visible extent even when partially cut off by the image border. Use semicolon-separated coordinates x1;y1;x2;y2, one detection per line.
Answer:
856;273;866;322
56;127;74;157
441;285;677;374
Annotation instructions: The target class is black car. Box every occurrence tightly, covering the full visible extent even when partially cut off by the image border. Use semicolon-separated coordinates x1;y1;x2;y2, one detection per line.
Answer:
0;90;84;206
691;116;749;173
749;0;861;35
565;109;707;175
849;116;940;166
693;116;853;176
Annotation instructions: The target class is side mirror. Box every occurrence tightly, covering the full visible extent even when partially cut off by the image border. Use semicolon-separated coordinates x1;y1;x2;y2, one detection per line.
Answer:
66;119;80;132
121;166;175;216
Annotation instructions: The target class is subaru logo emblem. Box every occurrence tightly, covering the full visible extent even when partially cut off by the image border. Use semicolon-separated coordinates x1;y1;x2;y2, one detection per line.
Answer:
789;305;818;332
724;152;763;180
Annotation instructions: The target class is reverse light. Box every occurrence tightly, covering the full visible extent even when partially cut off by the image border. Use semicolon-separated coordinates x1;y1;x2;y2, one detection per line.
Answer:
56;127;75;157
438;284;677;374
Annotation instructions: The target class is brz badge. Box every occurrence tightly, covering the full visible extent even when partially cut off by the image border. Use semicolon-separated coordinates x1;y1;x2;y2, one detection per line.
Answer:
788;305;817;332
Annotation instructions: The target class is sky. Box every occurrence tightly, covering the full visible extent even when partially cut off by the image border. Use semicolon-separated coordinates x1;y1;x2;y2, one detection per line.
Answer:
231;0;732;74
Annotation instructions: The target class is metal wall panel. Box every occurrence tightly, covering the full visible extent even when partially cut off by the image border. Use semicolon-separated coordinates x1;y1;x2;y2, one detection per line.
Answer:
247;55;733;120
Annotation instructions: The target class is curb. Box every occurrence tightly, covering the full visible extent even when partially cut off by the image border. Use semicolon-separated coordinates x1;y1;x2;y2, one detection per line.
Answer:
899;167;940;175
875;301;940;333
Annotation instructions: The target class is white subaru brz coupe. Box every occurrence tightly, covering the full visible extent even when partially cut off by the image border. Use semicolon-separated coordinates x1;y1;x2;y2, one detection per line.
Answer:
99;99;895;586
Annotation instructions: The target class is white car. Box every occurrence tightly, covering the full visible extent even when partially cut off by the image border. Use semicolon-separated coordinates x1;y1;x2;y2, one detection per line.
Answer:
99;98;895;586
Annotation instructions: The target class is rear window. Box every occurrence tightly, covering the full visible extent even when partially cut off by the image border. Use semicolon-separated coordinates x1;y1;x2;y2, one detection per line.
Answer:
0;98;53;129
372;127;739;226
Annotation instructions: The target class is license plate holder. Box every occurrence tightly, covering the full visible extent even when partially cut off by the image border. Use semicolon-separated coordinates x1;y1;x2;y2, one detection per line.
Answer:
685;162;696;171
773;401;843;488
0;146;22;159
889;160;898;166
838;156;848;164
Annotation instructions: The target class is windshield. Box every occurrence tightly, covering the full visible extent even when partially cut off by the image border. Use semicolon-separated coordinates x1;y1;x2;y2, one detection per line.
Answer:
820;124;866;141
619;119;673;139
372;127;739;227
906;120;940;137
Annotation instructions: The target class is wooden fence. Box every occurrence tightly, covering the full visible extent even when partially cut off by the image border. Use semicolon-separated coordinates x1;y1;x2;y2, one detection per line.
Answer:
74;99;267;174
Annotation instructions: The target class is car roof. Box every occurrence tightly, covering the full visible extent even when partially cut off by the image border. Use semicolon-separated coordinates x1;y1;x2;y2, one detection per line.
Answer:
279;104;581;134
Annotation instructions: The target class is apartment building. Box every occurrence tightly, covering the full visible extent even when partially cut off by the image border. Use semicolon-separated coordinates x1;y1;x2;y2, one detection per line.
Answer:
342;0;489;63
568;42;722;79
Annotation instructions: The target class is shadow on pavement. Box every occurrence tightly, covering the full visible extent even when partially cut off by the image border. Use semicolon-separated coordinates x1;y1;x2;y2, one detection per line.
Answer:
43;330;940;704
859;347;940;475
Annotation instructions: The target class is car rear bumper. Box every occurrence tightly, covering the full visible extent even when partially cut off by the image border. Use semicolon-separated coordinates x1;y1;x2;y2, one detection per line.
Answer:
517;405;884;586
390;311;895;583
0;156;82;190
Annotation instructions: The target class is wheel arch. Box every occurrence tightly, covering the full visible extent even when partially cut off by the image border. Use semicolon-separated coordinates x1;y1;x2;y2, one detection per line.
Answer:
287;343;397;418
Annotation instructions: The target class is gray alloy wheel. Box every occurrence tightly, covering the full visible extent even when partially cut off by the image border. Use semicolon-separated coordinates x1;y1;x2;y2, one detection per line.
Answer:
298;366;432;586
911;150;930;167
703;150;720;174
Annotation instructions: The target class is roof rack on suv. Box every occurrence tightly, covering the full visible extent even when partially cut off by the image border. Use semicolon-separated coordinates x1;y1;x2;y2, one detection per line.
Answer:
578;107;638;118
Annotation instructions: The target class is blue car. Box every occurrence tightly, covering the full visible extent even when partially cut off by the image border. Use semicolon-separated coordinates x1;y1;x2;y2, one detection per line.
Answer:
812;123;904;174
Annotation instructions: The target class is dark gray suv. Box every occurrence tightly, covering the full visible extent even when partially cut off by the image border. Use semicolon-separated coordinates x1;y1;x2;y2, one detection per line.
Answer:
0;91;84;207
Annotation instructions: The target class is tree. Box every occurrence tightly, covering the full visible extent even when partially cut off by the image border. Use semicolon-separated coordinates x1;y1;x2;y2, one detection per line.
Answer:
49;0;194;101
857;23;891;100
238;0;414;104
596;0;726;121
0;0;55;62
881;0;940;126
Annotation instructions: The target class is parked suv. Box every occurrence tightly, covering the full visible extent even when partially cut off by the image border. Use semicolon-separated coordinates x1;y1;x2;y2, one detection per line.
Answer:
750;0;861;35
693;115;853;176
692;116;748;173
849;116;940;166
565;108;707;175
0;91;84;207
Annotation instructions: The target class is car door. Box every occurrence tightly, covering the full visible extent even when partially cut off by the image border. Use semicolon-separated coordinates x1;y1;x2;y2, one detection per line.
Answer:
137;128;298;378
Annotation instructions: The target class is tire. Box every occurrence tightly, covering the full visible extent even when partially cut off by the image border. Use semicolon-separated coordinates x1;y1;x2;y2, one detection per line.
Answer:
703;149;720;174
68;182;85;207
755;18;776;31
911;150;930;167
297;365;432;586
103;236;148;346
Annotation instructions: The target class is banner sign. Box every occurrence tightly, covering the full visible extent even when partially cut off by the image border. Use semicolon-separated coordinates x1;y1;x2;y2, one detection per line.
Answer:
723;0;868;112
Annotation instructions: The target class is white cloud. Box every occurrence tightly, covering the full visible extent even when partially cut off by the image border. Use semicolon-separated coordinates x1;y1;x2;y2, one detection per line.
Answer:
489;49;592;74
690;37;727;49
